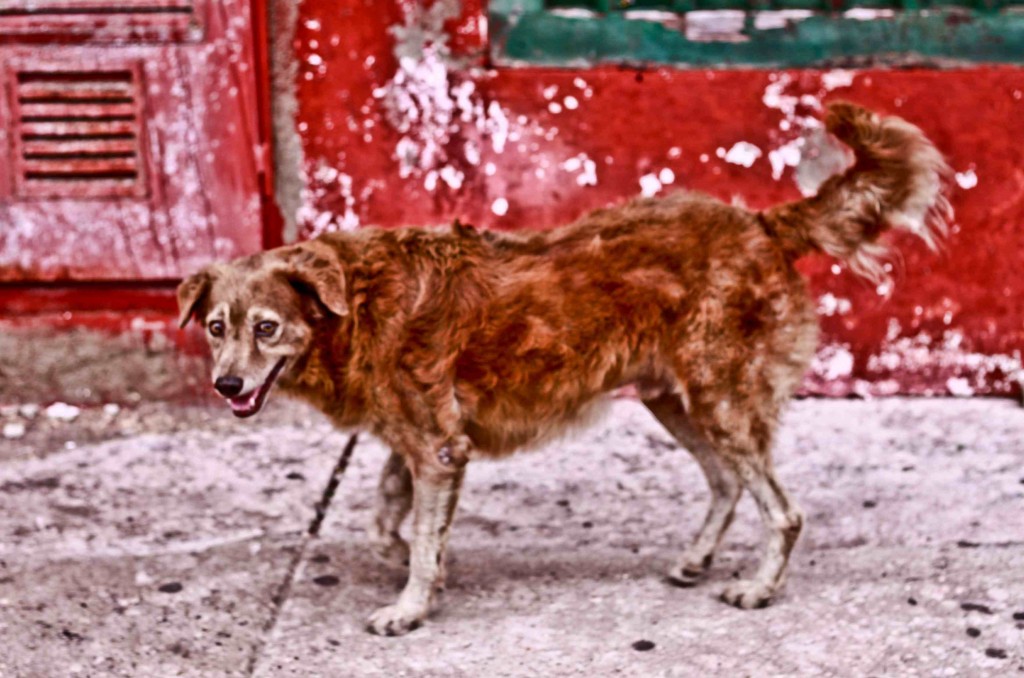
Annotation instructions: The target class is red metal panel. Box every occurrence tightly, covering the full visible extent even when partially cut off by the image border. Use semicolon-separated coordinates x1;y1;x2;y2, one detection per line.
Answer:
0;0;203;44
8;64;148;199
0;0;267;281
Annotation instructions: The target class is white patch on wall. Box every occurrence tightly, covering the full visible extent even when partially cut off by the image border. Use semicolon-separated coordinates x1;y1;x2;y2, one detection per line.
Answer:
821;69;856;92
658;168;675;185
296;164;360;236
370;0;518;195
685;10;746;43
753;10;813;31
868;329;1024;395
758;71;856;184
817;293;852;317
844;8;895;20
46;402;81;422
955;169;978;190
811;344;855;381
491;197;509;216
946;377;974;397
724;141;763;168
639;173;662;198
561;153;598;187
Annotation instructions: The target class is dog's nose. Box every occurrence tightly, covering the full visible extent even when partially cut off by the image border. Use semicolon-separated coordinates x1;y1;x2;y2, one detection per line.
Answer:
214;376;244;397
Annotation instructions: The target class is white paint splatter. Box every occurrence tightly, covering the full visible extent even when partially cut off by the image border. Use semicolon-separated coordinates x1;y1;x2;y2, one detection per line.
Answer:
563;96;579;110
946;377;975;397
297;165;360;235
724;141;763;168
2;422;26;440
372;0;516;192
45;402;81;423
768;138;805;181
491;197;509;216
463;140;481;166
817;293;852;317
822;69;856;91
753;10;813;30
658;168;675;185
955;169;978;190
639;174;662;198
685;10;746;43
438;165;464;190
560;154;598;186
867;329;1024;395
844;8;895;20
812;345;855;381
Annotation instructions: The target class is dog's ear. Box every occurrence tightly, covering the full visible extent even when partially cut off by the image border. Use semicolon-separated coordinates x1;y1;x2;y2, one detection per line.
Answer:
177;268;214;328
281;241;349;317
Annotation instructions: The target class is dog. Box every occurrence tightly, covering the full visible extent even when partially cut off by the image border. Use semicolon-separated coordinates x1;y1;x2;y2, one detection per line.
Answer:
177;102;950;636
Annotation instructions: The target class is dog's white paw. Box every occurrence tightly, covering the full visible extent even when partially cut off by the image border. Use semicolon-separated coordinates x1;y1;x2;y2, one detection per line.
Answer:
665;554;712;588
366;604;425;637
720;579;776;609
369;535;410;567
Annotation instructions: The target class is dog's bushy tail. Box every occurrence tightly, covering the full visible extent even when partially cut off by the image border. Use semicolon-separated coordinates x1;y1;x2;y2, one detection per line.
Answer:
760;102;952;285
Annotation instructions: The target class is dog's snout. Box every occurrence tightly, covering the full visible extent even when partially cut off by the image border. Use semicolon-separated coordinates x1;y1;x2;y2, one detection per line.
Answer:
214;376;244;397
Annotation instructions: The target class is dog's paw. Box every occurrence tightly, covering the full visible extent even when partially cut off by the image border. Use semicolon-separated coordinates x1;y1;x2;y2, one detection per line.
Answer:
719;580;776;610
665;555;712;588
366;604;425;637
369;535;410;567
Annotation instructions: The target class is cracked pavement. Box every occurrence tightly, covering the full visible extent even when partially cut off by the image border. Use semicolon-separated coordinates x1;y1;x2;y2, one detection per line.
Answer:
0;398;1022;676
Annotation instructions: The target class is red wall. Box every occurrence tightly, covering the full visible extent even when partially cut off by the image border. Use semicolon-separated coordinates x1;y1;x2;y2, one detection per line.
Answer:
289;0;1024;397
2;0;1022;401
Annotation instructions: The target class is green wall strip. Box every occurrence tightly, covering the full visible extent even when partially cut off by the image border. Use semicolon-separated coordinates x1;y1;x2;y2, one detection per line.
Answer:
490;0;1024;67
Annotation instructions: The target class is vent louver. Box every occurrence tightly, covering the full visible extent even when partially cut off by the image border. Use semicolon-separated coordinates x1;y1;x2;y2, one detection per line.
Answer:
12;68;147;199
0;0;198;42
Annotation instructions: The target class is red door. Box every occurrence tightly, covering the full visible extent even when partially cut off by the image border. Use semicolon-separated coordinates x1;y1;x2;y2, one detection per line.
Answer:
0;0;271;281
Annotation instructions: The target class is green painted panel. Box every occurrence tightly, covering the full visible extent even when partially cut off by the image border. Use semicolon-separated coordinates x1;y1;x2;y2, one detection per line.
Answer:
543;0;1021;8
490;1;1024;66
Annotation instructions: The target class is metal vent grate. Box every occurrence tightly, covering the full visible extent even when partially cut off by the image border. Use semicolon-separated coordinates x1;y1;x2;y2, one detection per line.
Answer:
0;0;198;42
12;68;147;199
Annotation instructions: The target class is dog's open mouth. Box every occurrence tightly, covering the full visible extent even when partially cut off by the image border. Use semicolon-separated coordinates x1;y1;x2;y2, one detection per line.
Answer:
227;358;287;418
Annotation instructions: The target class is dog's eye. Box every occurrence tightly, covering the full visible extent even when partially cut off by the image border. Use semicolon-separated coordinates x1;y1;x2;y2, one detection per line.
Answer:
254;320;278;338
208;320;225;338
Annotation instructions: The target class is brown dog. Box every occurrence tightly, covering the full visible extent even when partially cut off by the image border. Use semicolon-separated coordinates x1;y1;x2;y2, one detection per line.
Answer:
177;103;950;636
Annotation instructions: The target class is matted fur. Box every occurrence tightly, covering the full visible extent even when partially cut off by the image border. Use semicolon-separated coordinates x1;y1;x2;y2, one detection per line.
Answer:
178;102;951;635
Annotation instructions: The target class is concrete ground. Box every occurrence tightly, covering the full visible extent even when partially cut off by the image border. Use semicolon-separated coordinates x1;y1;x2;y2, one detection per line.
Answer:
0;397;1022;677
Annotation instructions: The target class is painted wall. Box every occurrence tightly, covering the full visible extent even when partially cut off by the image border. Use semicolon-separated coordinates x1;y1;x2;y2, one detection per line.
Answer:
284;0;1024;398
1;0;1022;403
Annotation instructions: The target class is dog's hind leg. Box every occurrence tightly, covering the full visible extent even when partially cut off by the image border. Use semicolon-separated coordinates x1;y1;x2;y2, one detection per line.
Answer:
366;457;465;636
718;452;803;609
368;450;413;566
694;389;803;609
644;394;742;588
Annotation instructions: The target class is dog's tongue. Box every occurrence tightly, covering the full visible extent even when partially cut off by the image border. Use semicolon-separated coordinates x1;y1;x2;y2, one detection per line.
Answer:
230;390;259;412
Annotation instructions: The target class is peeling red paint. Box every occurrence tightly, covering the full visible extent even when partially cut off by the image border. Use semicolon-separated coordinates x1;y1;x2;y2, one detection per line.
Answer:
291;1;1024;397
2;1;1022;399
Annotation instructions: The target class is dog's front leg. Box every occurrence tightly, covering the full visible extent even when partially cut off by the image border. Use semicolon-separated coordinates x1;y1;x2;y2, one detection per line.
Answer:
368;450;413;566
366;457;465;636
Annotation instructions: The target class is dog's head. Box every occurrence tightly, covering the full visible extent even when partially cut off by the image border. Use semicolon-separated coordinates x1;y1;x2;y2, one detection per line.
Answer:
177;241;348;417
